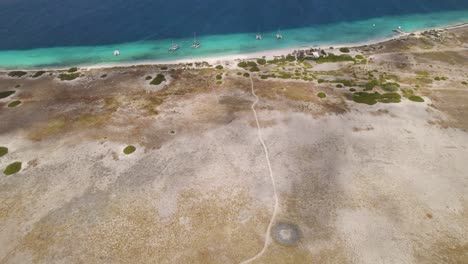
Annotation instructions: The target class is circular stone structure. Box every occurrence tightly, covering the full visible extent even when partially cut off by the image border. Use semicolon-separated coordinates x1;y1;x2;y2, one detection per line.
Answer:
272;222;301;246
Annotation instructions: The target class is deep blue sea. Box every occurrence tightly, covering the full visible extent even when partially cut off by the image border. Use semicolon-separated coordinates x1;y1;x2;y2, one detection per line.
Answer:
1;0;467;69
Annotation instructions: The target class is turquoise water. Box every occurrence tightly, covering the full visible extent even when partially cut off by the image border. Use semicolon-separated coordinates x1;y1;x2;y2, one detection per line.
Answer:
1;10;467;69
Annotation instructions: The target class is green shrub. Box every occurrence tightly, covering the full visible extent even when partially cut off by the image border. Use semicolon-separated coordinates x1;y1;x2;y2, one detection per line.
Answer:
339;47;350;53
317;92;326;98
318;79;326;83
216;81;222;84
336;84;343;88
247;61;257;67
286;55;296;62
7;101;21;107
382;82;400;92
352;92;401;105
123;145;136;155
355;55;364;60
4;161;22;175
145;76;152;80
237;72;242;75
0;147;8;157
238;61;248;68
160;66;168;70
250;65;260;72
462;81;467;85
32;71;46;78
8;71;27;78
260;75;269;79
243;72;250;77
0;91;16;99
215;65;224;70
349;88;356;92
409;95;424;102
257;58;266;65
216;74;222;80
68;67;78;73
100;74;108;78
58;73;80;81
150;74;166;85
363;79;379;91
434;77;441;81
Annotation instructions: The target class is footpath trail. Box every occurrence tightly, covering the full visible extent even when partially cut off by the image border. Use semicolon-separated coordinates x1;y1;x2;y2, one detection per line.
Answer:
239;77;280;264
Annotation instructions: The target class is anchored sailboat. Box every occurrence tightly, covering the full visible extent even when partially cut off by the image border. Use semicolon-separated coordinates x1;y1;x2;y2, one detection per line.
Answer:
168;41;179;52
192;32;201;49
276;29;283;39
256;34;263;40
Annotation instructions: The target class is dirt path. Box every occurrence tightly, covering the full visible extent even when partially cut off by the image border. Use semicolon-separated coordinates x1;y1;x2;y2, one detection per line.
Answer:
239;77;280;264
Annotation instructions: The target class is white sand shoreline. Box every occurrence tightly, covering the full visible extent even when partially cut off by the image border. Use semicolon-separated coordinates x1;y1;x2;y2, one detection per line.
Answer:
1;22;467;72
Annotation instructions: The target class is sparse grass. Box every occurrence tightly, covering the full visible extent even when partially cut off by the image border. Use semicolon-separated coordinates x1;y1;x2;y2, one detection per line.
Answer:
7;101;21;107
0;147;8;157
32;71;46;78
150;74;166;85
409;95;424;102
8;71;27;78
352;92;401;105
68;67;78;73
123;145;136;155
3;161;22;175
415;70;430;76
215;65;224;70
0;91;16;99
58;72;80;81
317;92;326;98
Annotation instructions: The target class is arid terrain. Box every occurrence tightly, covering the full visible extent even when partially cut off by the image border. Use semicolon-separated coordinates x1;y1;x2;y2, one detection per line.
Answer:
1;26;467;264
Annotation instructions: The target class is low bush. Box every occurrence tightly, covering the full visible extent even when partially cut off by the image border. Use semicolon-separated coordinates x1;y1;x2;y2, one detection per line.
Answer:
4;161;22;175
317;92;326;98
150;74;166;85
352;92;401;105
0;147;8;157
408;95;424;102
215;65;224;70
243;72;250;77
7;101;21;107
0;91;15;99
32;71;46;78
339;47;350;53
68;67;78;73
216;74;222;80
123;145;136;155
58;72;80;81
145;76;152;80
8;71;27;78
257;58;266;65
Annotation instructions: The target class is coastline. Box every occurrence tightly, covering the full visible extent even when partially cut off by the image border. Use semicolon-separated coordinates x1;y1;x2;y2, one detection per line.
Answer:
1;22;467;72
